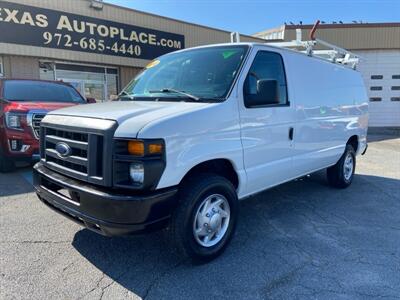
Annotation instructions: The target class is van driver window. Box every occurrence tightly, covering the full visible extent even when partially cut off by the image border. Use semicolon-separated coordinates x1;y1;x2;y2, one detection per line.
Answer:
244;51;288;107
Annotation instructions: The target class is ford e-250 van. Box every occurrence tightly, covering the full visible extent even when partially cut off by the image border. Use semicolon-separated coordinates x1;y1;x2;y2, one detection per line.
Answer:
33;42;368;261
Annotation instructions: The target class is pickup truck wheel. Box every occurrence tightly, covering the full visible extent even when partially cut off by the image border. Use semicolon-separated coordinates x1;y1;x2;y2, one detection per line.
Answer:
0;150;15;173
171;173;238;262
327;145;356;188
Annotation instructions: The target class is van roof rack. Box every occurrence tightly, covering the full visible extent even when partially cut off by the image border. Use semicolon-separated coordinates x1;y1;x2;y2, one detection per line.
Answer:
268;20;361;69
232;20;361;69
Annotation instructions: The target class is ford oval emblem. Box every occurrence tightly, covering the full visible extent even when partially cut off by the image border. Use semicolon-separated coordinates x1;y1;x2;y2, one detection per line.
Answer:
55;142;72;158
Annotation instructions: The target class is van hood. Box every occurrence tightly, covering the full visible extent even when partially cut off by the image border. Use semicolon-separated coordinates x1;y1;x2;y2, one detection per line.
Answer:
49;101;211;137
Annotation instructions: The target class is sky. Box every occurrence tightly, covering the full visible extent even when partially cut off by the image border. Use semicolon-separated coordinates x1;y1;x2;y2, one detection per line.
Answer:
105;0;400;35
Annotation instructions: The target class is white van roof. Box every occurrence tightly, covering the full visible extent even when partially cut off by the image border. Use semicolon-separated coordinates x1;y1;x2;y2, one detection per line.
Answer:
174;42;360;71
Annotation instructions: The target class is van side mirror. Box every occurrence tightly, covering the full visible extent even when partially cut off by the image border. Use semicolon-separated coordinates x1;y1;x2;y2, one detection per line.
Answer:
86;97;96;104
256;79;279;105
245;79;280;108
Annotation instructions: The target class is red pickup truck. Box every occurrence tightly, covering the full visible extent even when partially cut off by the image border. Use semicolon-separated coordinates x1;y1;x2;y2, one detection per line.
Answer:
0;79;94;172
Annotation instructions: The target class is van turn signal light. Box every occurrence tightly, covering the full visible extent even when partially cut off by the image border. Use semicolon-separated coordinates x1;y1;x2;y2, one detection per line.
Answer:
128;141;145;156
148;143;163;155
127;141;163;156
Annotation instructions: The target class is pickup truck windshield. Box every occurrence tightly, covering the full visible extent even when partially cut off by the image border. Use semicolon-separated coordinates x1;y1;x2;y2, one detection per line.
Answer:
3;80;85;103
122;45;249;102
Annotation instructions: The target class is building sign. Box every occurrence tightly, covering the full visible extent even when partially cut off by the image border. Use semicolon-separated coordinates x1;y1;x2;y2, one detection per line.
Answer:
0;1;185;60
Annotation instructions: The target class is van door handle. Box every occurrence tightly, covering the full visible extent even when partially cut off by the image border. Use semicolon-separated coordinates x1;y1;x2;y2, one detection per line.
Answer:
289;127;294;140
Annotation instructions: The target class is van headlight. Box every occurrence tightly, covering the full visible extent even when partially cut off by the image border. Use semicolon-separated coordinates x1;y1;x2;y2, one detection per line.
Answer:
129;163;144;184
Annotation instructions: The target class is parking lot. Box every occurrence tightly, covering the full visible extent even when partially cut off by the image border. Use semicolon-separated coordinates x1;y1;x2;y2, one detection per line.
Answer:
1;132;399;300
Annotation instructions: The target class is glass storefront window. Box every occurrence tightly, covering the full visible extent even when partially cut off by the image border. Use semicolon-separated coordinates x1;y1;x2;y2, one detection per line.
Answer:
106;70;119;101
84;82;105;102
39;62;55;81
0;57;4;77
39;61;118;102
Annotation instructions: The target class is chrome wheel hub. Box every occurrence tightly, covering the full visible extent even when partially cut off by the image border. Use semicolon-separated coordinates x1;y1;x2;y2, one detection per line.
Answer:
344;153;354;181
193;194;230;247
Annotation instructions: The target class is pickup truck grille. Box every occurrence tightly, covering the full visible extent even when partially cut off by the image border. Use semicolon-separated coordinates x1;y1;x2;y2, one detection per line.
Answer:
31;113;46;139
40;115;117;187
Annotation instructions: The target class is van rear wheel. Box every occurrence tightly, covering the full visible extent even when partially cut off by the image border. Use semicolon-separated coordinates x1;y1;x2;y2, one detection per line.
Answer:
170;173;238;262
327;144;356;188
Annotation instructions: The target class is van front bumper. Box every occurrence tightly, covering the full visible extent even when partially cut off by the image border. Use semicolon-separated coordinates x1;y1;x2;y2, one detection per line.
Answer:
33;162;178;236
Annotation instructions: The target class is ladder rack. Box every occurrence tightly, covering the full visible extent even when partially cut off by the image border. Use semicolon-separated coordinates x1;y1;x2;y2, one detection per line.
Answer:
234;20;361;69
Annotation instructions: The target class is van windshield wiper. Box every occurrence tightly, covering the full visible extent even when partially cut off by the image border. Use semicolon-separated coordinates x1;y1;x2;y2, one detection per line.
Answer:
118;90;135;100
148;88;200;101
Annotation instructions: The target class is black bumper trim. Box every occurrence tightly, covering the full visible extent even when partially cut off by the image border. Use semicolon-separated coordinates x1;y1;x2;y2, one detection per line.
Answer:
33;162;178;236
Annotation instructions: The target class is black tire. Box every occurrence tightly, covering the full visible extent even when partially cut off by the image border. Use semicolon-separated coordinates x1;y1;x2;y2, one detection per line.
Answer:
0;149;15;173
327;144;356;188
170;173;239;262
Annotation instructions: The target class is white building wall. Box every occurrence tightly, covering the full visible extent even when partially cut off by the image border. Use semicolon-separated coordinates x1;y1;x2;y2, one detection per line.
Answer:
355;50;400;127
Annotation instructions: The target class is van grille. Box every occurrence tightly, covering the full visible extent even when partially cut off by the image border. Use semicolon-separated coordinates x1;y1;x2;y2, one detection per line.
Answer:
31;113;46;139
40;115;116;186
40;123;113;186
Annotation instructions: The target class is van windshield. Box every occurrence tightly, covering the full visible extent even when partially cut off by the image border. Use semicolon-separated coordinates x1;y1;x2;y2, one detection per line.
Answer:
121;45;249;102
3;80;85;103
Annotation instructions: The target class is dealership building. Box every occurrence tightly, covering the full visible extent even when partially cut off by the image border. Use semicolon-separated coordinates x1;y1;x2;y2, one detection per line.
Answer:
0;0;262;101
0;0;399;127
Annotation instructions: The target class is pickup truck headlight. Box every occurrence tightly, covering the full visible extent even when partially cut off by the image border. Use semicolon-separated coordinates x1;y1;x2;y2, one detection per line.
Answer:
114;139;166;190
5;112;24;130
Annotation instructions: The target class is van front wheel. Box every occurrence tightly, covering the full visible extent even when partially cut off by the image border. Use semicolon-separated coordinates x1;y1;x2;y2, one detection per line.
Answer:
327;144;356;188
170;173;238;262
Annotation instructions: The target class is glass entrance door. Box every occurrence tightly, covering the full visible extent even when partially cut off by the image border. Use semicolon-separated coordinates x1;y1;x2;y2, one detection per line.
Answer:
57;79;105;102
83;81;105;102
59;79;85;96
40;62;119;102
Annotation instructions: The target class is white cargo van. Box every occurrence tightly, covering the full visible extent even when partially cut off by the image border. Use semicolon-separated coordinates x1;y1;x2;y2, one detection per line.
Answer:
33;41;368;261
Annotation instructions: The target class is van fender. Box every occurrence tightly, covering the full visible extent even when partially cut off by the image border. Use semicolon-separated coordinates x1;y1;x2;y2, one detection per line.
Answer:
156;135;247;196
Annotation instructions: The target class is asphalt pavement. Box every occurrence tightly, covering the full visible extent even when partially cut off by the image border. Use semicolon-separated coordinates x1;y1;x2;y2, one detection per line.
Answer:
1;133;399;299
